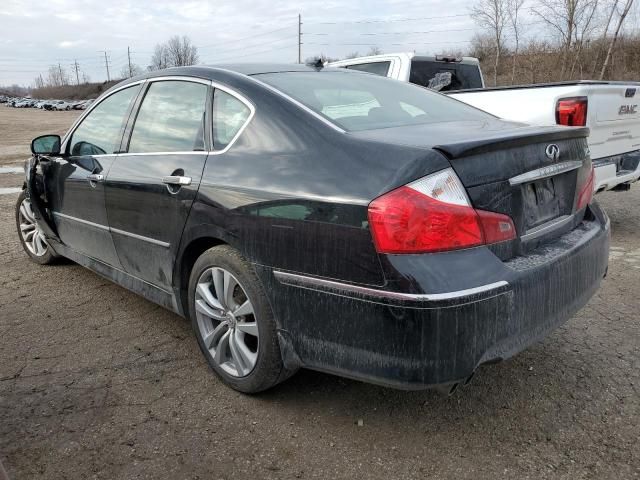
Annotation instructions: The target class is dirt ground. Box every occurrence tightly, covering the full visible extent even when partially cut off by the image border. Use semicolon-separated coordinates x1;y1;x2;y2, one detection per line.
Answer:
0;108;639;480
0;107;80;167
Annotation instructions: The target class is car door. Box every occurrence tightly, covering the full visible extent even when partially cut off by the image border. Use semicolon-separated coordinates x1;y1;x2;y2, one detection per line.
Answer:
104;77;212;291
37;82;143;266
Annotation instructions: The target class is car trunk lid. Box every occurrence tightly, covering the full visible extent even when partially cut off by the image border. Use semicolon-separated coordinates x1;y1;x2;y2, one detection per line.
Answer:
433;125;591;255
350;120;592;256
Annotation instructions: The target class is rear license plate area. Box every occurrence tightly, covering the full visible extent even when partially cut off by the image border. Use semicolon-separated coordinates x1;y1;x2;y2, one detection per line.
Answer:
523;177;561;229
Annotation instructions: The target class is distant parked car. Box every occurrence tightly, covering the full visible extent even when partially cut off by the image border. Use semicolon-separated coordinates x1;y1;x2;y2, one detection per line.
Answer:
52;100;71;111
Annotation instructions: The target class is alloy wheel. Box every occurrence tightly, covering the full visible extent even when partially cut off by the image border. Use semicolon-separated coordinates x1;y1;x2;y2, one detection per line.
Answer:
18;198;48;257
194;267;259;377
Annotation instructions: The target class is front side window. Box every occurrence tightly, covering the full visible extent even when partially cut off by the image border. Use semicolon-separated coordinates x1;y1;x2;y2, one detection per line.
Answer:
212;89;251;150
344;61;391;77
69;85;140;156
128;81;208;153
257;71;492;132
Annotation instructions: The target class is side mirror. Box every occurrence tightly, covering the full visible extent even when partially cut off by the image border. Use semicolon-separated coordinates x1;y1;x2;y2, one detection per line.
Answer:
31;134;61;155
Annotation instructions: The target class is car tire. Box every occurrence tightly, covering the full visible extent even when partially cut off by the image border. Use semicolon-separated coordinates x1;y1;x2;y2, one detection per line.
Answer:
15;190;58;265
188;245;288;393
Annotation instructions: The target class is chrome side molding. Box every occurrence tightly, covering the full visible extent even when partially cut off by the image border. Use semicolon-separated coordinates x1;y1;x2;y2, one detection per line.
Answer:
273;270;509;305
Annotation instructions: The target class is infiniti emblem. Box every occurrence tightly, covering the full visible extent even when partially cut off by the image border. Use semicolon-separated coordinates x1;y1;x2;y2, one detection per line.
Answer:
545;144;560;161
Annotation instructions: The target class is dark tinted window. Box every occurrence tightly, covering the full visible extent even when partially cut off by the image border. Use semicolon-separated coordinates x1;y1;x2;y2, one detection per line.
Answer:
70;85;140;156
128;81;208;153
212;89;251;150
344;61;390;77
257;71;491;132
409;60;483;91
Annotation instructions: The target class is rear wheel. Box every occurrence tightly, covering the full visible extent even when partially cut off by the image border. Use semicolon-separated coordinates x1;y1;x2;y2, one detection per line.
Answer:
188;245;287;393
15;191;57;265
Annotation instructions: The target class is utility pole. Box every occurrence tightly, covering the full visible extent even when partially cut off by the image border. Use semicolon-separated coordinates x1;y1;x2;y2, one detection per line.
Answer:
298;14;302;64
127;46;133;77
100;50;111;81
58;62;65;86
72;60;80;85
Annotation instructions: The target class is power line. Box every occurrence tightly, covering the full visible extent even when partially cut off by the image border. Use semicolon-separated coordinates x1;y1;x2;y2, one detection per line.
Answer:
198;24;296;50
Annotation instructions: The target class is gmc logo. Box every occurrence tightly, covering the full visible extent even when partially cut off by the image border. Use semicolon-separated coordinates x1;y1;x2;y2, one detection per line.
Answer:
619;104;638;115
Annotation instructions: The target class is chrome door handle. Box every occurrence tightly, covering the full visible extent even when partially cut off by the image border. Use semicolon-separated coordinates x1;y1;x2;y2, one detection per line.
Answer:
87;173;104;182
162;175;192;186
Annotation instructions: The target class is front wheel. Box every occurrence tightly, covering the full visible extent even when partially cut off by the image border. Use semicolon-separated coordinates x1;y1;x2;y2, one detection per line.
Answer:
188;245;289;393
15;191;57;264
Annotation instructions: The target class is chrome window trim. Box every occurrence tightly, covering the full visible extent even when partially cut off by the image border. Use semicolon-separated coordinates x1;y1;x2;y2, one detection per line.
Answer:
61;80;146;148
59;74;256;157
509;160;583;186
209;81;256;155
53;211;169;247
273;270;509;304
146;75;212;86
242;73;346;134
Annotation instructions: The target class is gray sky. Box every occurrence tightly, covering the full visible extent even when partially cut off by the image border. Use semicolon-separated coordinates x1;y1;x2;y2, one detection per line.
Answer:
0;0;534;86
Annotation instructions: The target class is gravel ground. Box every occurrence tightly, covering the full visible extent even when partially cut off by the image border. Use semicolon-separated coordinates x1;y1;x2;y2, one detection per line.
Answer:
0;108;639;479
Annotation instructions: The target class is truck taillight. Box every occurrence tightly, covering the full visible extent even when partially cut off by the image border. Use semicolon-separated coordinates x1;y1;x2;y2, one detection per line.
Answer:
576;165;595;211
556;97;588;126
368;168;516;254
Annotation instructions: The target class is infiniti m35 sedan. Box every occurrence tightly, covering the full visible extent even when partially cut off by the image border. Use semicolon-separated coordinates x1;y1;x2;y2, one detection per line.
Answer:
18;64;609;393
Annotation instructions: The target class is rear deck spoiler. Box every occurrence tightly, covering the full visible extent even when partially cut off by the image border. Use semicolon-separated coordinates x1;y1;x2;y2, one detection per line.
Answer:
434;126;590;159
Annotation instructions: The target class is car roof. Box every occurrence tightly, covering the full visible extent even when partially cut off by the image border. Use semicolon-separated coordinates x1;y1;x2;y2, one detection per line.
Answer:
120;63;346;86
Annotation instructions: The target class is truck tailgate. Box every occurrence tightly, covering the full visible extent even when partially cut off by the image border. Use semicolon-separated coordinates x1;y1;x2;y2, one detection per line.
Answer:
588;84;640;160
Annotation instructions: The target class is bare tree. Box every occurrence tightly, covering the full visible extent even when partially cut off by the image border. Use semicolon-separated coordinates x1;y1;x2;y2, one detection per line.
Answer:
534;0;600;78
591;0;619;75
149;36;199;70
149;44;170;70
471;0;508;86
507;0;526;84
166;35;199;66
33;74;45;89
47;65;68;87
366;46;383;56
567;0;600;78
600;0;635;78
120;63;143;79
344;51;361;59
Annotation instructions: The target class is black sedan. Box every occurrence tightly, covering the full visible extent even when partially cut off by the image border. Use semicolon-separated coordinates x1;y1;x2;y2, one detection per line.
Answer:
19;64;609;393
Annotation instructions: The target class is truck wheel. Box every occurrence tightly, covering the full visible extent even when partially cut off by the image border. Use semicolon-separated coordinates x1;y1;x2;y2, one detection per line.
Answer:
188;245;290;393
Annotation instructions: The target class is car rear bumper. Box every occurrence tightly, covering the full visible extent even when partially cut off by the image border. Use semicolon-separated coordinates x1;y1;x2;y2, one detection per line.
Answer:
594;149;640;192
260;203;610;389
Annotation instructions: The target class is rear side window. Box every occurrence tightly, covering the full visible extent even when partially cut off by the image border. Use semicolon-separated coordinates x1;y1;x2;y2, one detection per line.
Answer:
69;85;140;156
128;80;208;153
212;89;251;150
344;61;391;77
409;60;483;91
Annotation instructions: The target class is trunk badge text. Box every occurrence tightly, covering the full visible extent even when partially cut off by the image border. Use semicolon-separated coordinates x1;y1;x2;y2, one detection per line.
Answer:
618;105;638;115
545;144;560;161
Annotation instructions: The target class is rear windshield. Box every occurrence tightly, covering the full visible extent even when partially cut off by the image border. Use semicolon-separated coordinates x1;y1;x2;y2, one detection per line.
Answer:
409;60;483;91
256;70;491;132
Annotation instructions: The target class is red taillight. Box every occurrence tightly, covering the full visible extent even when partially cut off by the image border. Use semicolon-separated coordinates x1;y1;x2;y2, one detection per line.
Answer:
556;97;588;126
368;168;516;254
576;166;595;211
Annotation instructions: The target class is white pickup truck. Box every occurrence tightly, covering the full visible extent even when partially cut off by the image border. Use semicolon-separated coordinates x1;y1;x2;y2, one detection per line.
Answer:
329;52;640;193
